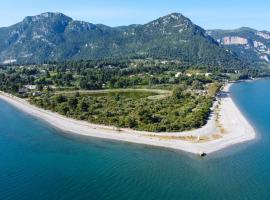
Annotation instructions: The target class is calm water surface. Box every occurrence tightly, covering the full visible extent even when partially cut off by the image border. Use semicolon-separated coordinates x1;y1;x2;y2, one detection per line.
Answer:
1;79;270;200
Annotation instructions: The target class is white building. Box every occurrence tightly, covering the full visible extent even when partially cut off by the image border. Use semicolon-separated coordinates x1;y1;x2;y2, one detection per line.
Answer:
24;85;37;90
175;72;183;78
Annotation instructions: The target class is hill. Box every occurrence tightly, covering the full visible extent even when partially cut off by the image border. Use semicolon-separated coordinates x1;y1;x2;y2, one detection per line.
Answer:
0;12;244;69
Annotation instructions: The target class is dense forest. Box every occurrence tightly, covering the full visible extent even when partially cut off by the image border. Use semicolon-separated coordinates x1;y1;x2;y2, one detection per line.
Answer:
0;58;266;94
29;88;212;132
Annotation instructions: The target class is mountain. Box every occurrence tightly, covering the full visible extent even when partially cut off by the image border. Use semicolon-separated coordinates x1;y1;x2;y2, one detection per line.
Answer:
0;12;244;68
0;12;116;64
207;27;270;64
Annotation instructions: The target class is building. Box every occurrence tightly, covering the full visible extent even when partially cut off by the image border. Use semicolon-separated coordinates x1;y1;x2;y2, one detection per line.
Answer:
205;73;212;77
24;85;37;90
175;72;183;78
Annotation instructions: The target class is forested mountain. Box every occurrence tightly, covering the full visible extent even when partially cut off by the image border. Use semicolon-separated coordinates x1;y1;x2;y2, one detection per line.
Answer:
208;28;270;64
0;12;244;68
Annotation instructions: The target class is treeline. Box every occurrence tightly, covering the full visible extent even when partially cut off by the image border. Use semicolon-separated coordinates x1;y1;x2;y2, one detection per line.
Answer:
0;58;268;96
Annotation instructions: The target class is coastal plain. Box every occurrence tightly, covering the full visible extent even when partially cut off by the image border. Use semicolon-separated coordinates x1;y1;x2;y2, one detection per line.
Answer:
0;83;256;155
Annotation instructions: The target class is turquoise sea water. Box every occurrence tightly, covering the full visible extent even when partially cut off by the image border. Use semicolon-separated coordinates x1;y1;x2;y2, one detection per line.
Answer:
1;79;270;200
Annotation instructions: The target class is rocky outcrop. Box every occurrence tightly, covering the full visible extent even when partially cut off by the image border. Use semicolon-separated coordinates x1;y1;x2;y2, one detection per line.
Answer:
208;28;270;63
256;31;270;40
221;36;248;45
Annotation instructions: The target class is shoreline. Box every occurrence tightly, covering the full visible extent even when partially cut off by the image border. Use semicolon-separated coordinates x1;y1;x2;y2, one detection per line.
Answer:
0;83;256;155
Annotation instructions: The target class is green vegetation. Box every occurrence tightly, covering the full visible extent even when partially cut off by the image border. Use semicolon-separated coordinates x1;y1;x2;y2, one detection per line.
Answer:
207;82;222;97
29;89;212;132
0;58;267;132
0;12;249;69
0;12;269;133
0;58;265;97
209;28;270;65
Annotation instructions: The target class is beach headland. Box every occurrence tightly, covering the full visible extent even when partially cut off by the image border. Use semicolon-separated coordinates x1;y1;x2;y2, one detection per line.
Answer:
0;83;256;155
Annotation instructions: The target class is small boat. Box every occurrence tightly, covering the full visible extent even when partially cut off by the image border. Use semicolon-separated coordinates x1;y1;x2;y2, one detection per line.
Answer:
199;151;207;157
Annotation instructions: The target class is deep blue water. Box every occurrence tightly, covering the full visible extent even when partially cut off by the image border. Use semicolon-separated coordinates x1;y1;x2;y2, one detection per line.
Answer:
1;79;270;200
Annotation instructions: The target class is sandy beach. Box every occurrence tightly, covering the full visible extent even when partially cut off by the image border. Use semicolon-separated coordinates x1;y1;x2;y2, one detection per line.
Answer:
0;83;256;154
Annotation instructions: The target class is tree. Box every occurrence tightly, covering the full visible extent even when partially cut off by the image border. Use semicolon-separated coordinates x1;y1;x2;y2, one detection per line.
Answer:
172;85;185;100
58;102;69;115
125;116;138;128
68;97;78;110
77;98;88;112
55;95;66;103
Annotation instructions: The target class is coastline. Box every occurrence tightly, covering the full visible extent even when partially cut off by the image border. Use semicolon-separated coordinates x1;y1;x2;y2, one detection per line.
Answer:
0;83;256;155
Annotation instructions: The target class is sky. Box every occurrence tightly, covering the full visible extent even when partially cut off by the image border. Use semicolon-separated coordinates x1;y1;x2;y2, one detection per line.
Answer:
1;0;269;31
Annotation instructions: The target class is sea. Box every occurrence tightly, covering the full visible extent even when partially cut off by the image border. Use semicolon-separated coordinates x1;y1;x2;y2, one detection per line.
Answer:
1;79;270;200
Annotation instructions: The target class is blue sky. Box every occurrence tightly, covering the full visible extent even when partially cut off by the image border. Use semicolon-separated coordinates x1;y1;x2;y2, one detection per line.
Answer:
1;0;269;31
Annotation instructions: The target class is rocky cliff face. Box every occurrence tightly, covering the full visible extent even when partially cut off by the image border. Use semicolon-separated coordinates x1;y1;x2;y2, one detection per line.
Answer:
220;36;248;45
208;28;270;63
